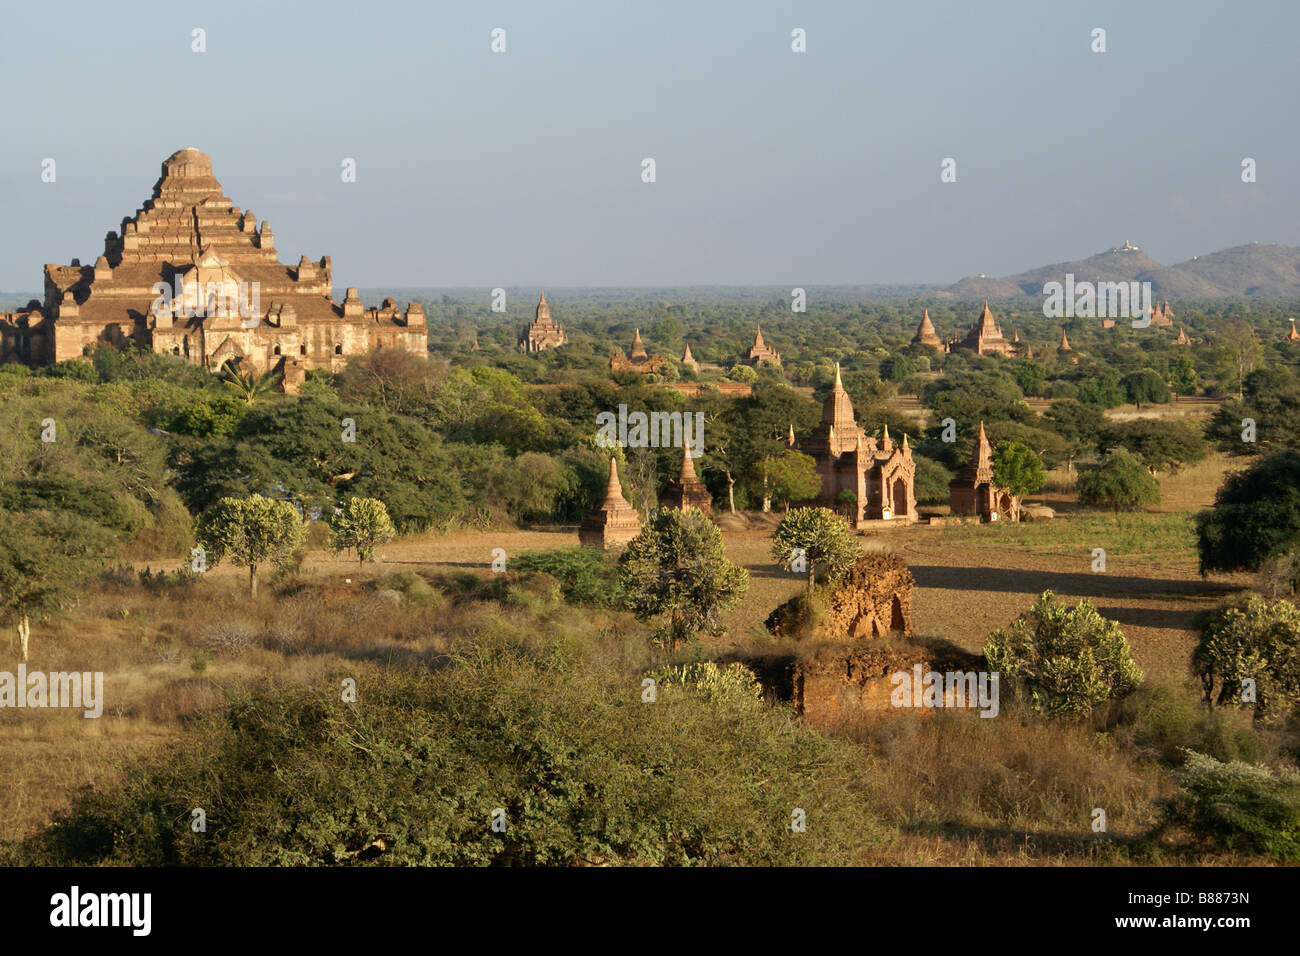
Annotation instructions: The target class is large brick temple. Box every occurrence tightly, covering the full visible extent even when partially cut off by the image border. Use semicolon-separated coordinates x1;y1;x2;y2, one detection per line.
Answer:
0;148;427;389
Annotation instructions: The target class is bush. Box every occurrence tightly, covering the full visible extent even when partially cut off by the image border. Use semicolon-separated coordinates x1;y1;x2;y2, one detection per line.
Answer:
513;547;621;608
11;644;887;866
1194;592;1300;717
984;591;1143;719
1162;750;1300;862
199;618;259;654
1076;448;1161;510
649;661;763;705
1112;682;1264;764
370;570;440;607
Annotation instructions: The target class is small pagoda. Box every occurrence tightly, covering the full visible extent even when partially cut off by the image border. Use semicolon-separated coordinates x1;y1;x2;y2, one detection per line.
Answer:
579;458;643;549
658;446;712;515
911;309;944;350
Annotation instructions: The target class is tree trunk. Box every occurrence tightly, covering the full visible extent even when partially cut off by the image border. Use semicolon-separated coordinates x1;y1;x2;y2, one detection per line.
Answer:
249;564;258;599
725;470;736;515
18;614;30;663
807;564;816;596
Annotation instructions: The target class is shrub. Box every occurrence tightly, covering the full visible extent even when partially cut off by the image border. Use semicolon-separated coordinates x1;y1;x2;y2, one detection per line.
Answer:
199;618;259;654
984;591;1143;719
649;661;763;706
370;570;440;606
1162;750;1300;862
1112;682;1265;764
1194;593;1300;717
513;547;621;608
1076;448;1161;510
11;645;886;866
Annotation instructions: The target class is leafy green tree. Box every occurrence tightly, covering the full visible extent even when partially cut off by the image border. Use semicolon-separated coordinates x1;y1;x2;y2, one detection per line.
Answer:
1212;321;1264;398
771;507;860;595
1196;451;1300;590
329;497;397;563
879;355;916;383
754;449;820;512
0;511;114;661
1193;593;1300;715
1012;360;1047;397
912;454;954;505
991;440;1045;515
1045;399;1105;471
726;364;758;384
1120;368;1172;408
984;591;1143;719
618;508;748;651
1077;370;1126;409
1208;366;1300;456
196;494;306;597
1076;449;1161;510
1100;419;1207;474
168;392;246;438
1170;353;1199;397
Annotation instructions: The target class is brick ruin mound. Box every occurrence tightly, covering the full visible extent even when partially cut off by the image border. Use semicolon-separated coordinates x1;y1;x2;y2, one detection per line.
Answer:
765;552;915;642
757;552;986;726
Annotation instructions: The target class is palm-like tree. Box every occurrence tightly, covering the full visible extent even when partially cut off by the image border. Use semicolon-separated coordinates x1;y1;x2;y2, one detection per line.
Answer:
219;360;282;405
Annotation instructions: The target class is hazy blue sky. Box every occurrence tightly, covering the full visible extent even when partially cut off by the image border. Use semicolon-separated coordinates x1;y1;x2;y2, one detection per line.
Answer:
2;0;1296;290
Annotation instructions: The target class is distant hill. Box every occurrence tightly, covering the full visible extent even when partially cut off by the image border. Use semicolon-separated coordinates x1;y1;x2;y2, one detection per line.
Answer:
945;242;1300;299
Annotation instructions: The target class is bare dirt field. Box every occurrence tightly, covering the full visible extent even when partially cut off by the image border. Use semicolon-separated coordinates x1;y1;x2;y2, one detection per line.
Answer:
261;467;1241;686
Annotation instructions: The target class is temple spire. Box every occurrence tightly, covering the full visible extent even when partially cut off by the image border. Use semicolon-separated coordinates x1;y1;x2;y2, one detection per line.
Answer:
603;456;624;505
679;444;697;481
834;361;842;387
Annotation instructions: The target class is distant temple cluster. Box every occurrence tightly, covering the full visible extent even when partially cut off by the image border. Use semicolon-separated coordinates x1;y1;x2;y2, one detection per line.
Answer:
0;148;427;392
911;301;1022;357
795;363;916;527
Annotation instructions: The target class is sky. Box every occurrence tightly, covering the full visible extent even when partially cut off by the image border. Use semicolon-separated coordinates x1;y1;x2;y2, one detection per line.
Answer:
1;0;1297;291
